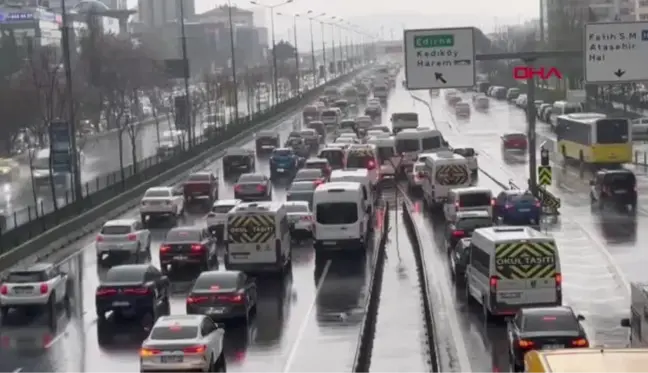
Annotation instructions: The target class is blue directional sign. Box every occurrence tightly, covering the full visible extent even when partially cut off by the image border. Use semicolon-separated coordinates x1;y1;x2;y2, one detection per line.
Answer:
48;120;72;173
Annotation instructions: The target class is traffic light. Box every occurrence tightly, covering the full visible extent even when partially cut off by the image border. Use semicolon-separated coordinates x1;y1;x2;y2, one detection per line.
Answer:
540;147;550;166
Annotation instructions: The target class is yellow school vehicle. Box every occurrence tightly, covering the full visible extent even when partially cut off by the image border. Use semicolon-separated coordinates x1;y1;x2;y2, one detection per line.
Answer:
556;113;631;165
525;347;648;372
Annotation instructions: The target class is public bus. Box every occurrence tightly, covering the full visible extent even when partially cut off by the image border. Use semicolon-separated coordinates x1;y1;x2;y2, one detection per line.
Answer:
555;112;631;165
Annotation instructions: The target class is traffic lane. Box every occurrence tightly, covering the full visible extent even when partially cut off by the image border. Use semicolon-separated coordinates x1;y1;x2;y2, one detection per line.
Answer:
428;93;630;348
370;207;429;372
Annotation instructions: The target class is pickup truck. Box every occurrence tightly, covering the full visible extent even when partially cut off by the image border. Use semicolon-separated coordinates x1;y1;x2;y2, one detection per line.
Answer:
183;172;219;205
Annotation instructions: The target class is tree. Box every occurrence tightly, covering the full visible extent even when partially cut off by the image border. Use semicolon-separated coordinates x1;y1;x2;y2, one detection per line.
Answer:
273;40;296;62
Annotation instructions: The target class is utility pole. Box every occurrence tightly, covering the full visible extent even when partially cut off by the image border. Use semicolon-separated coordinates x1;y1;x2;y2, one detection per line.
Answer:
320;21;327;82
179;0;192;147
227;2;239;124
330;22;336;76
60;0;82;201
308;15;316;84
292;15;300;94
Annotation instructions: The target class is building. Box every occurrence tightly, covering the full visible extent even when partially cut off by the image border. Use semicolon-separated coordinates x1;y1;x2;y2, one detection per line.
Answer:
194;5;253;26
138;0;194;29
636;0;648;19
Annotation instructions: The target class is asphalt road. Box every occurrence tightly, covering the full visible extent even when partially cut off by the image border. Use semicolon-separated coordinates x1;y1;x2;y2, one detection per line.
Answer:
1;89;281;230
0;76;387;373
403;86;632;372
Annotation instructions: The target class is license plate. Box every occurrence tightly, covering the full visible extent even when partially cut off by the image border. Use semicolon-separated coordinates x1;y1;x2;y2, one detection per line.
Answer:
207;307;225;314
500;292;521;299
13;288;31;294
542;344;564;350
174;255;188;260
615;190;627;194
112;301;130;307
277;168;285;172
518;208;531;212
161;356;183;363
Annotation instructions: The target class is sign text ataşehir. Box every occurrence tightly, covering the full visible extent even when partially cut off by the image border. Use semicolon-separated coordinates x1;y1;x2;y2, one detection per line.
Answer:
414;35;454;48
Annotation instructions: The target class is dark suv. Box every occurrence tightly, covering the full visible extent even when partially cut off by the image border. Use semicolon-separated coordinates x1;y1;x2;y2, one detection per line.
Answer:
589;168;637;212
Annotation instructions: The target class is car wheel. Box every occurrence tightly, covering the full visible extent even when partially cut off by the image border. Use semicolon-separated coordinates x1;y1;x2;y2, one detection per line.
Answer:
214;351;227;372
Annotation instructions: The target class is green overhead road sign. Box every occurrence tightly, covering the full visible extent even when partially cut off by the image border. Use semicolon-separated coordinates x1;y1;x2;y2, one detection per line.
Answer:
414;35;455;48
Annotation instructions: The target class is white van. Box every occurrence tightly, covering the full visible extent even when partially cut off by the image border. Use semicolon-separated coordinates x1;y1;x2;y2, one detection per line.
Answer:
344;144;380;188
465;226;562;319
330;169;374;218
224;202;291;273
367;136;397;178
313;182;370;252
452;147;478;175
443;187;493;221
30;148;81;189
418;128;447;152
391;112;419;134
549;100;583;129
421;151;471;209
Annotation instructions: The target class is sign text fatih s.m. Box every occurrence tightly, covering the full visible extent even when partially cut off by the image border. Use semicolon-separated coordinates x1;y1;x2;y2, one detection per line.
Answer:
513;66;563;80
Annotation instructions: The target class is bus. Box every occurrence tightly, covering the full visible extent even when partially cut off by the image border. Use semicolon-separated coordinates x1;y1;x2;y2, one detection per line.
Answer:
555;112;631;165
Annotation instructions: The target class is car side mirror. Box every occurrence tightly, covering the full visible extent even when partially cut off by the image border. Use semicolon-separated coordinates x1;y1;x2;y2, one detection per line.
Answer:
577;314;585;321
621;318;631;327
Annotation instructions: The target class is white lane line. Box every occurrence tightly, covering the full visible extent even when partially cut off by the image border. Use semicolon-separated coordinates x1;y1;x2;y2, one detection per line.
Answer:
45;331;68;349
282;259;331;373
13;368;22;373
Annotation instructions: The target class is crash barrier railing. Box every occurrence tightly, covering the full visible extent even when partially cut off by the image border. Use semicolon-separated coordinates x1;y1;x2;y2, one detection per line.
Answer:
0;69;367;269
508;179;561;216
400;195;440;372
352;200;390;372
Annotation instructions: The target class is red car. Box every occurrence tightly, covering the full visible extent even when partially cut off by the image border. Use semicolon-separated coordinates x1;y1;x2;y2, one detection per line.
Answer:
501;133;528;151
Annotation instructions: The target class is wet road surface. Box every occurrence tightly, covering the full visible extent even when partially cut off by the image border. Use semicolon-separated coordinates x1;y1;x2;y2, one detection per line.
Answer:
0;76;384;372
407;88;631;371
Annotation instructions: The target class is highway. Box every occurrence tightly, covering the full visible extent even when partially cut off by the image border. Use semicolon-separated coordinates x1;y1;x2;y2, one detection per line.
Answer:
402;87;632;371
0;74;389;373
1;90;275;230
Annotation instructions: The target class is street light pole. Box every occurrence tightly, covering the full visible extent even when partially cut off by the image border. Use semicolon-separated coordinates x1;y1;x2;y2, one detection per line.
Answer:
60;0;82;201
292;15;300;94
329;18;336;76
306;11;316;85
179;0;192;147
227;1;239;124
319;20;327;82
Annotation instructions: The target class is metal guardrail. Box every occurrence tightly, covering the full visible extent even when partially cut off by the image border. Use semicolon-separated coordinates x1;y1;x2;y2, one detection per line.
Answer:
0;69;366;269
352;201;390;372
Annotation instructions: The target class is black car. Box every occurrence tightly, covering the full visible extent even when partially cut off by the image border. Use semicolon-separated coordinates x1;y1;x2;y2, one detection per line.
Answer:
445;211;492;250
95;264;170;327
364;106;381;120
507;306;588;371
287;181;317;207
223;149;255;178
159;227;218;273
234;173;272;201
293;169;326;185
255;132;280;154
449;238;471;282
589;168;637;212
186;270;257;323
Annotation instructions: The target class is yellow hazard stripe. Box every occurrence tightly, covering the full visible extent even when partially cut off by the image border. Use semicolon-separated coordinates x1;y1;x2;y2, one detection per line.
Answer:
227;214;275;243
495;242;557;279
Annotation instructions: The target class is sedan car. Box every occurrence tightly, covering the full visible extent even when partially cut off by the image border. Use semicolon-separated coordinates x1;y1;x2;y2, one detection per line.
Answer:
507;306;588;371
186;270;257;323
286;180;317;207
449;238;471;283
293;168;326;185
234;173;272;201
284;201;313;239
299;128;320;150
159;227;218;274
501;133;528;152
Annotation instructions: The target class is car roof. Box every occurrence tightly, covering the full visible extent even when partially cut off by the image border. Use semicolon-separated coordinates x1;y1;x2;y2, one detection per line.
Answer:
520;305;574;317
273;147;292;152
9;262;53;273
212;199;241;207
106;264;149;277
600;168;635;175
196;269;240;281
104;219;137;226
155;315;205;327
147;186;172;192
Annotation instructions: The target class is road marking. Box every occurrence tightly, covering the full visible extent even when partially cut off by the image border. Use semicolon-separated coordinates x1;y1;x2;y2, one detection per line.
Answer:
282;259;331;373
13;368;22;372
45;331;68;349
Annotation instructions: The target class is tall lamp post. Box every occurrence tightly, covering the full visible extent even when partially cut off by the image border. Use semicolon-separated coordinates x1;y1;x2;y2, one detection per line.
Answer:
250;0;293;106
226;0;239;124
60;0;82;201
178;0;193;147
309;12;327;82
327;17;337;77
332;19;344;72
277;12;300;95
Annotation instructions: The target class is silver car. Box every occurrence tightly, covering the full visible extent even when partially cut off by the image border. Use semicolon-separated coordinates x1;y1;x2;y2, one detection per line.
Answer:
140;315;226;372
96;219;151;264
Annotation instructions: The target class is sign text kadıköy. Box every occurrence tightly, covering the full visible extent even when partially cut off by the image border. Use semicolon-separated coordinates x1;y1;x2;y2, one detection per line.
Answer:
404;27;476;90
585;21;648;84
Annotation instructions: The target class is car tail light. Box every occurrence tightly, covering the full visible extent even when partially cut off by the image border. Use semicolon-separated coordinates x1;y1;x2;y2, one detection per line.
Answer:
127;234;137;241
124;287;150;295
218;294;243;303
40;284;48;294
234;185;243;193
535;201;541;208
0;285;7;295
518;339;534;349
455;201;461;209
570;338;589;347
191;244;205;252
1;336;10;347
257;184;266;192
183;345;207;354
96;235;104;242
140;347;161;357
417;172;425;179
96;288;117;296
367;160;376;170
489;276;499;292
491;199;495;206
555;273;562;290
160;245;171;253
42;334;52;347
187;295;208;304
301;216;312;222
313;179;323;186
452;230;465;237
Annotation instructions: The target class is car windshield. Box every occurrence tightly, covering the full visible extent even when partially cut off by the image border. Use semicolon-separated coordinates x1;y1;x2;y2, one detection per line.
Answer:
32;156;49;169
459;193;492;207
105;268;144;283
285;204;309;213
508;193;538;205
322;110;337;117
194;274;238;290
523;313;579;332
300;130;316;137
238;174;264;183
150;325;199;340
211;205;236;213
101;225;132;235
166;229;200;242
319;150;344;167
7;271;46;283
604;172;636;189
188;174;210;181
455;217;492;231
316;202;358;224
145;190;170;198
272;149;292;157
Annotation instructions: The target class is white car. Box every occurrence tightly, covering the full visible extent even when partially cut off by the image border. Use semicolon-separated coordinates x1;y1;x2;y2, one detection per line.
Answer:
407;162;426;192
139;186;185;226
284;201;313;239
335;137;359;146
140;315;226;372
206;199;241;238
96;219;151;264
0;263;69;320
515;93;528;108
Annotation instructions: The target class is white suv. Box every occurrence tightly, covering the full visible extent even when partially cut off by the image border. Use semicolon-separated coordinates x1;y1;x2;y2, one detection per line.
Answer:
140;186;185;226
96;219;151;265
0;263;70;321
205;199;241;239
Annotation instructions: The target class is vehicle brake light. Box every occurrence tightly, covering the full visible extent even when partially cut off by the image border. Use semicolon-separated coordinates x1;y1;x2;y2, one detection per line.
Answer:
96;235;104;242
256;184;266;192
183;345;207;354
452;230;465;238
191;244;205;252
140;347;161;357
40;284;48;294
313;179;323;186
127;233;137;241
489;276;499;291
207;212;216;217
555;273;562;287
491;199;495;206
301;216;312;222
160;245;171;253
367;160;376;170
96;288;117;296
417;172;425;179
1;336;10;347
186;296;208;304
535;201;541;208
570;338;589;347
0;285;7;295
124;287;150;295
219;294;243;303
42;334;52;347
518;339;534;348
234;185;243;193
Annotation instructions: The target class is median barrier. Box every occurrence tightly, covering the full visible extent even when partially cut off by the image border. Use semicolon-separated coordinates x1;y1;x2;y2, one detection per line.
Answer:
0;68;367;271
352;201;390;372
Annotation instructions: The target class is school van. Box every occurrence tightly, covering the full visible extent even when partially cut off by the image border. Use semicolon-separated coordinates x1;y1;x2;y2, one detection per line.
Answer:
312;182;370;252
443;187;493;221
224;202;291;273
330;169;375;218
465;226;562;318
421;151;471;209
